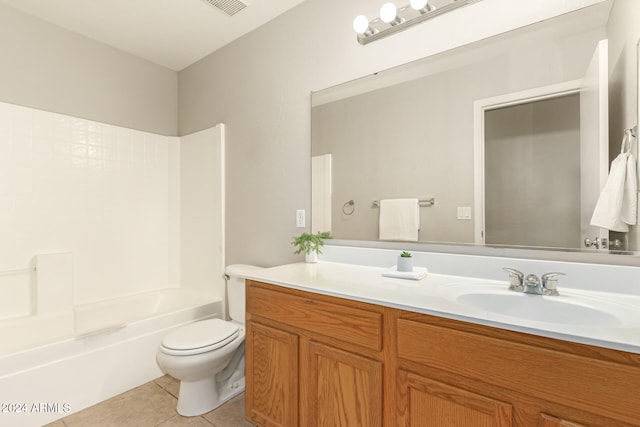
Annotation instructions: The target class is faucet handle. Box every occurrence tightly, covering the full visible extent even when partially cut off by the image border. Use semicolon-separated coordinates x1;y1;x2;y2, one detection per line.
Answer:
541;272;565;296
502;268;524;291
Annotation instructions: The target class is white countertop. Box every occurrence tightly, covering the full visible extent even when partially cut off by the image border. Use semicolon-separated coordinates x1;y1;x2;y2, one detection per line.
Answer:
245;261;640;354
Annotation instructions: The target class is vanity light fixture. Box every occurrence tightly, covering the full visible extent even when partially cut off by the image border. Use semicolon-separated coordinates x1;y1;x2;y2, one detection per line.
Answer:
354;0;483;45
353;15;375;36
380;2;402;25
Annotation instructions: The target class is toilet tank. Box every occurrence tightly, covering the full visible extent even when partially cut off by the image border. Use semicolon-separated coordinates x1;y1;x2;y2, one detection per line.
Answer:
224;264;263;323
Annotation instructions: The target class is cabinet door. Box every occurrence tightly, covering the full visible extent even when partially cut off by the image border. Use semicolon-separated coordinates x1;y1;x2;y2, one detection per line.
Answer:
246;321;299;427
539;413;588;427
398;370;513;427
305;341;382;427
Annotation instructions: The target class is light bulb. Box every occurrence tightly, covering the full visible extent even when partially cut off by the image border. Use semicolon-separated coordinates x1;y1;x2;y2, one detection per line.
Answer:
352;15;369;35
409;0;429;10
379;3;397;24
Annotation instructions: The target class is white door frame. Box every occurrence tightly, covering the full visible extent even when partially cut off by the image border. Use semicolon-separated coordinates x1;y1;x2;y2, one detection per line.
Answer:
473;80;582;244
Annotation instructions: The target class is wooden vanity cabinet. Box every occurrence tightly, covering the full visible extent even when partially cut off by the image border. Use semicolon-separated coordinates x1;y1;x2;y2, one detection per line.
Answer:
245;281;640;427
245;280;390;427
396;313;640;427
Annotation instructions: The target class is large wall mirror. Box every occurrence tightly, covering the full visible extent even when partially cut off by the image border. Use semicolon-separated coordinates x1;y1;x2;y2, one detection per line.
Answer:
311;0;640;259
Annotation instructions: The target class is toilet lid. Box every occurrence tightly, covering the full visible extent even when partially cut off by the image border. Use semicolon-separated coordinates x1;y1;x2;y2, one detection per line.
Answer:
161;319;240;355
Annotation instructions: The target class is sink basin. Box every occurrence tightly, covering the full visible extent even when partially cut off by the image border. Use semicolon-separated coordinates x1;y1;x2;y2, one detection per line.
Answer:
456;292;621;326
440;284;636;327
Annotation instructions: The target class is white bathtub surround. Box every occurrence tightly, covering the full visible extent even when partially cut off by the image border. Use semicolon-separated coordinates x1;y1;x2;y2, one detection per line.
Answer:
0;265;33;321
0;253;75;355
36;252;74;315
0;251;224;356
180;125;226;299
73;288;216;337
2;252;74;321
243;249;640;355
0;101;181;305
0;103;223;309
0;292;221;427
0;101;227;342
0;104;227;425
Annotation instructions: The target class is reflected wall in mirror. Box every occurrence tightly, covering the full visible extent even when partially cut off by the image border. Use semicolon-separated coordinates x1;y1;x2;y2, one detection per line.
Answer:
311;0;640;254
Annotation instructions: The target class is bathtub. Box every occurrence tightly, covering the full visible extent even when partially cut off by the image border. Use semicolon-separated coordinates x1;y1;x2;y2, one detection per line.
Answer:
0;311;75;356
0;288;222;427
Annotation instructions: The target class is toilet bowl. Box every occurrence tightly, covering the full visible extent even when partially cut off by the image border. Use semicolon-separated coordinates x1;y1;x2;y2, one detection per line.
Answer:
156;264;261;416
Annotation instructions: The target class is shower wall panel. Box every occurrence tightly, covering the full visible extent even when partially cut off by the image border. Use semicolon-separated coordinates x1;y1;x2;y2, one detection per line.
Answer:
0;101;180;305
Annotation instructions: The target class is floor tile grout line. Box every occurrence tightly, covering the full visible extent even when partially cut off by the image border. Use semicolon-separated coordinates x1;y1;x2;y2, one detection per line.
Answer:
154;379;180;400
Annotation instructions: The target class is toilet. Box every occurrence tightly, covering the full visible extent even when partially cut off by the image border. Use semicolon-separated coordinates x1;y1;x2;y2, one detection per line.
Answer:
156;264;261;416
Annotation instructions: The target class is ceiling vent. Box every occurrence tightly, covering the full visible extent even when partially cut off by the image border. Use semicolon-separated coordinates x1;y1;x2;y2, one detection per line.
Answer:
202;0;248;16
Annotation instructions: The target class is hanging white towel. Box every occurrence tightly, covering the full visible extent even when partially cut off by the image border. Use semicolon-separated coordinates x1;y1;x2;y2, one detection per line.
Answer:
378;198;420;241
590;132;638;232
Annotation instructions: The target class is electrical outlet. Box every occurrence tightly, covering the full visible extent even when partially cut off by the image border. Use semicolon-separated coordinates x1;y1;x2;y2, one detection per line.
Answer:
296;209;305;227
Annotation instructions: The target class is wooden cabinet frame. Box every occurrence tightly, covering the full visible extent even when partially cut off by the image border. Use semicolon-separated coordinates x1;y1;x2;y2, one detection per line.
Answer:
246;280;640;427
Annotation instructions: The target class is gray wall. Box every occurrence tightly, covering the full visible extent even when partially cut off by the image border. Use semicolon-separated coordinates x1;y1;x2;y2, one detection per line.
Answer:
0;3;177;136
178;0;607;266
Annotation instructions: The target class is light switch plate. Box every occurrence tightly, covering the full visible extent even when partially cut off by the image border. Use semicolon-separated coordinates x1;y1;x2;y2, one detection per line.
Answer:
457;206;472;220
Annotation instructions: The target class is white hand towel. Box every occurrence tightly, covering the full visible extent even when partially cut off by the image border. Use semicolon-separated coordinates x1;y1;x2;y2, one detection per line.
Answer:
590;151;638;231
378;198;420;241
620;152;637;226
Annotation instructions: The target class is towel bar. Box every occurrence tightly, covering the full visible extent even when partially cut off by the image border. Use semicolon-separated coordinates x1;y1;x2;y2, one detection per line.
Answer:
372;198;435;208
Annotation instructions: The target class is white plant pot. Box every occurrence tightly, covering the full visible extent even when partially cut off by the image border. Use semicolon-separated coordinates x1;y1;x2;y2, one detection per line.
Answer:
305;252;318;263
397;256;413;272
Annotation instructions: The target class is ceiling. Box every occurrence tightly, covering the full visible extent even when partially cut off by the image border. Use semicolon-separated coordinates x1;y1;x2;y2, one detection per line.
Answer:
0;0;306;71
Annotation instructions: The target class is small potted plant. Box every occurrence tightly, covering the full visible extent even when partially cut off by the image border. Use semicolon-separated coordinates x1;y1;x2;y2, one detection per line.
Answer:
292;231;332;263
397;251;414;272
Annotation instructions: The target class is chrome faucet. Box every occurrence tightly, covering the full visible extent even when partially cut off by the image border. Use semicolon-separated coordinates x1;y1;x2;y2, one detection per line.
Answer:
502;268;565;296
503;268;524;292
523;273;542;294
540;272;564;296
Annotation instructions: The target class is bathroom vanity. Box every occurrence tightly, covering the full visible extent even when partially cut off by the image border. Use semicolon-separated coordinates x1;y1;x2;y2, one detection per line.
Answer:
244;261;640;427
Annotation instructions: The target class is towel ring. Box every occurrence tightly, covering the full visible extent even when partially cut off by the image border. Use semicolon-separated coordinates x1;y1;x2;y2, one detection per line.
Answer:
342;200;355;215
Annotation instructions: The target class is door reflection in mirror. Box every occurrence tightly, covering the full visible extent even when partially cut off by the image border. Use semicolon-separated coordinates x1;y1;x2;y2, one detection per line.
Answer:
483;94;581;248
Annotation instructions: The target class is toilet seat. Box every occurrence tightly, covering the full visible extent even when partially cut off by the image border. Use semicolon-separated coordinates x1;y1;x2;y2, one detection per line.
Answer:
161;319;240;356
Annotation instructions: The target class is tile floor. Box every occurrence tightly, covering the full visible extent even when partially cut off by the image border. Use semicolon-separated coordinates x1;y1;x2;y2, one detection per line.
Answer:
45;375;255;427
